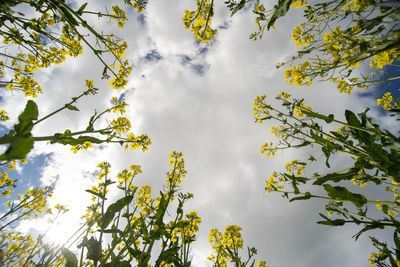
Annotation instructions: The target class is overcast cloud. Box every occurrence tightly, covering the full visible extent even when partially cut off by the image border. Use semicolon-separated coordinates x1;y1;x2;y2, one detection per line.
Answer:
1;0;397;266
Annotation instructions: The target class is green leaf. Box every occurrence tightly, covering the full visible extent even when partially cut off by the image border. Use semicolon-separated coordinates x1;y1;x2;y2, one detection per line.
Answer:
85;189;106;200
61;248;78;267
155;194;168;224
317;219;346;226
229;0;247;16
321;147;331;168
14;100;38;136
313;170;358;185
302;110;334;123
18;100;38;122
0;100;39;160
267;0;293;30
353;221;384;240
99;195;133;229
155;246;180;265
323;184;367;207
126;246;142;259
59;5;79;26
100;228;123;235
0;137;34;161
329;131;349;143
104;261;131;267
65;104;79;111
289;191;312;202
310;130;328;145
81;237;102;263
53;135;103;146
126;247;150;264
345;110;361;128
76;2;88;15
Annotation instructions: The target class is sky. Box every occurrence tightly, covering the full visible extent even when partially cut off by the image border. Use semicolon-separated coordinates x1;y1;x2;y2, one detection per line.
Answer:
0;0;399;266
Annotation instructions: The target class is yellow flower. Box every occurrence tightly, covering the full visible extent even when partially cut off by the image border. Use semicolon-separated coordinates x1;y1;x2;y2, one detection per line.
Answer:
85;79;94;88
290;0;307;9
54;204;69;213
0;110;10;122
70;141;93;153
285;160;306;176
377;92;394;110
131;0;146;12
111;117;131;134
182;0;217;43
291;24;314;47
111;5;128;28
261;142;278;158
277;90;291;100
2;188;12;197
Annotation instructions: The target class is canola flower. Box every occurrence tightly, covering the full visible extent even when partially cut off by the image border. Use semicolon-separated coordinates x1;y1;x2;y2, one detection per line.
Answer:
377;92;400;111
208;224;267;266
291;23;314;48
1;1;135;97
183;0;217;43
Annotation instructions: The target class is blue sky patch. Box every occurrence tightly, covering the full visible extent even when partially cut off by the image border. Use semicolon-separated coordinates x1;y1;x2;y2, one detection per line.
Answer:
144;50;162;62
137;13;146;25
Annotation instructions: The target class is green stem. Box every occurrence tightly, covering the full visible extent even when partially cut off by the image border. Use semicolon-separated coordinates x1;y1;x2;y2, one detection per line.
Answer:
276;189;400;207
33;91;88;126
32;128;109;142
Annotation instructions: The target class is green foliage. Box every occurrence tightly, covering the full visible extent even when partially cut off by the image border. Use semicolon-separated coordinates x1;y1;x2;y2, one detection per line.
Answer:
265;0;293;30
254;92;400;266
0;100;37;160
62;248;78;267
98;195;134;229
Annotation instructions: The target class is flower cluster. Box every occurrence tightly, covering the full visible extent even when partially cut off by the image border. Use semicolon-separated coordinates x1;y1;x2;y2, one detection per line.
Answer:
284;61;312;87
136;185;152;215
291;23;314;48
260;142;278;158
285;160;306;176
109;60;133;89
111;5;128;28
343;0;372;11
322;25;363;69
130;0;147;12
183;0;217;43
11;187;53;219
170;210;201;244
291;0;308;9
253;95;271;124
111;117;132;134
271;125;286;139
377;92;400;111
166;151;187;186
208;225;244;265
265;172;284;194
117;164;142;191
124;133;152;152
0;171;14;190
351;169;368;188
0;1;137;99
70;141;93;153
293;102;312;117
109;96;128;115
0;232;39;266
369;49;399;70
208;224;266;266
